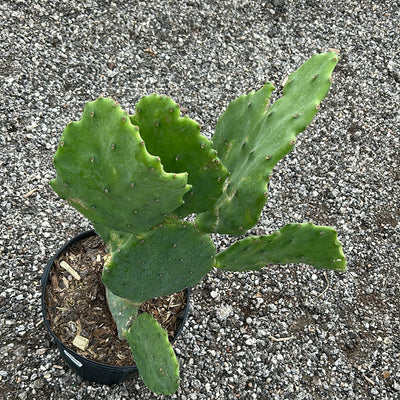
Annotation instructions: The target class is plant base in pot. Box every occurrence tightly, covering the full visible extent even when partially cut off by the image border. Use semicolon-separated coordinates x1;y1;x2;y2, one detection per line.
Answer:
41;230;190;385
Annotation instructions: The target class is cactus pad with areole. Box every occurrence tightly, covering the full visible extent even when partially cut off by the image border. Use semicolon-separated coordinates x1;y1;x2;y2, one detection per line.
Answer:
51;97;191;237
130;94;229;216
197;52;339;234
102;220;216;303
215;223;346;272
125;313;180;395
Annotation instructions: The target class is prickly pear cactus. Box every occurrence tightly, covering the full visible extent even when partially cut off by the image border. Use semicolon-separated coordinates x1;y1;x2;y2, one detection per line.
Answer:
50;52;346;396
196;52;339;234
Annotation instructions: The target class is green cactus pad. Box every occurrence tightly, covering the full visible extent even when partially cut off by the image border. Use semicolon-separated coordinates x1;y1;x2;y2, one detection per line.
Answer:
125;313;179;395
106;288;140;339
197;52;339;234
215;223;346;272
51;97;190;236
130;94;228;216
102;220;216;303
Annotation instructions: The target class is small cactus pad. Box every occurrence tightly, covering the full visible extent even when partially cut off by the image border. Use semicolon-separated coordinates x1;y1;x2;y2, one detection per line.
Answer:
125;313;179;395
51;97;190;236
215;223;346;272
102;220;216;303
197;52;339;234
106;288;140;339
131;94;228;216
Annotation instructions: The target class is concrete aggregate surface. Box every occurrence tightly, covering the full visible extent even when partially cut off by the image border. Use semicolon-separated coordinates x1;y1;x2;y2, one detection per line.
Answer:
0;0;399;399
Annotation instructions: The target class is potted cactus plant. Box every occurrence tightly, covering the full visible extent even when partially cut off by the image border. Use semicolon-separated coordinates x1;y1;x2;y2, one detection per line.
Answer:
45;52;346;395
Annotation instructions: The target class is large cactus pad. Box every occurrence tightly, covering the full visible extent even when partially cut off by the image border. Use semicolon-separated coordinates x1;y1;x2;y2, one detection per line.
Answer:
130;94;228;216
215;223;346;272
197;52;339;234
51;97;190;237
102;220;216;303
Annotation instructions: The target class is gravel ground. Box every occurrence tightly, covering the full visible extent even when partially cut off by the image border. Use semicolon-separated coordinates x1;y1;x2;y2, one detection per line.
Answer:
1;0;399;399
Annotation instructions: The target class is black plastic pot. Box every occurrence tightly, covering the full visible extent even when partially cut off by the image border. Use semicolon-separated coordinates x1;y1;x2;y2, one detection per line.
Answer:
41;230;190;385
